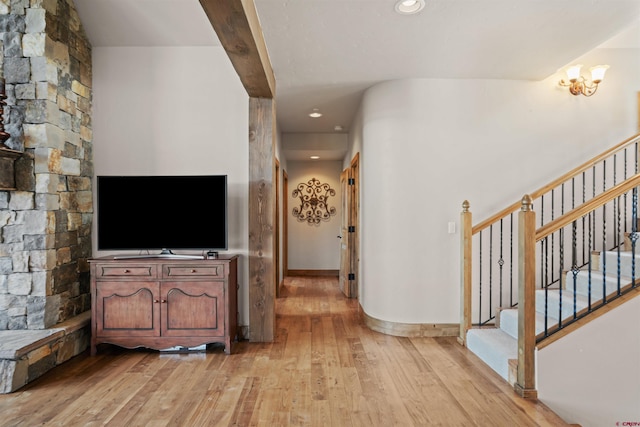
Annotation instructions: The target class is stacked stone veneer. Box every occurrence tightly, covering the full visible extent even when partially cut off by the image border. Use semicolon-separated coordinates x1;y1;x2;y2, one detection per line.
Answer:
0;0;92;392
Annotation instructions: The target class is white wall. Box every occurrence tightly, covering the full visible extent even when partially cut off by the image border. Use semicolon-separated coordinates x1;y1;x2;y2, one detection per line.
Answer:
355;44;640;324
537;296;640;426
91;46;250;325
287;161;343;270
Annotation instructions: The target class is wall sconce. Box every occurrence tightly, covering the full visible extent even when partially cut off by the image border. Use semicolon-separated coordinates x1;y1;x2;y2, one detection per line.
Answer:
559;64;609;97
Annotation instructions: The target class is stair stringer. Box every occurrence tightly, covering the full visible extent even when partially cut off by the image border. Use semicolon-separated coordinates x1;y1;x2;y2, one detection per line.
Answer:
536;293;640;427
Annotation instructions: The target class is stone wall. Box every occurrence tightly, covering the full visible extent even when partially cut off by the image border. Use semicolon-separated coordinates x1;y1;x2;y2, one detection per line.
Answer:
0;0;92;330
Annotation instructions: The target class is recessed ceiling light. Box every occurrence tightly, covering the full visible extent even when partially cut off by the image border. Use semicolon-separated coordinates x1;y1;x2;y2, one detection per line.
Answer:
395;0;425;14
310;155;320;160
309;108;322;118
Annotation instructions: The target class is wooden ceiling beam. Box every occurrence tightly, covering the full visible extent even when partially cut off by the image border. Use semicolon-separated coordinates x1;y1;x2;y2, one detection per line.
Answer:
199;0;275;98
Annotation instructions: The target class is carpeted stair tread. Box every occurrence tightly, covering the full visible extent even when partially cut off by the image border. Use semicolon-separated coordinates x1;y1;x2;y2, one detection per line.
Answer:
597;250;640;278
499;308;551;340
535;289;590;320
466;328;517;381
566;269;632;298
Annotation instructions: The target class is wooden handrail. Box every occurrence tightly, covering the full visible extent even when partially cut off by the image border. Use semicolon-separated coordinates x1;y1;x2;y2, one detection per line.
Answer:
472;132;640;234
536;173;640;241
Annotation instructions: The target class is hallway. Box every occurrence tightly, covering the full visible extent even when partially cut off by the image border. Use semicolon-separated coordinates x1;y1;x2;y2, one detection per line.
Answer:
0;276;569;426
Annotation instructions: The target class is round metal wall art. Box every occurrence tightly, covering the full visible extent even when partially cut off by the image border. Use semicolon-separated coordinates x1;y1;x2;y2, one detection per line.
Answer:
292;177;337;226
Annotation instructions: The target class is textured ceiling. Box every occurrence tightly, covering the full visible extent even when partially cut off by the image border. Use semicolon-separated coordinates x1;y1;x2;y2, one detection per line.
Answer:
74;0;640;159
254;0;640;134
74;0;220;47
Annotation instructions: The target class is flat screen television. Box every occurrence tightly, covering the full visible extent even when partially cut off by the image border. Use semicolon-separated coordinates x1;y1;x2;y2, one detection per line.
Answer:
96;175;227;258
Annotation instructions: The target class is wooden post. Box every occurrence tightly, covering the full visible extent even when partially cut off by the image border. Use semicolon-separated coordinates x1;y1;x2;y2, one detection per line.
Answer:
248;97;276;342
459;200;472;346
515;195;538;399
198;0;277;342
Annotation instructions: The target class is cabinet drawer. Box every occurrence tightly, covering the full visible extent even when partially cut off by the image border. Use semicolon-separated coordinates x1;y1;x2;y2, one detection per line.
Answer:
95;264;158;279
163;264;225;279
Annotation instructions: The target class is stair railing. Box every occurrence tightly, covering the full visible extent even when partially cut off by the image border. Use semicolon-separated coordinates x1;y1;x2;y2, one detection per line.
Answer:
460;133;640;346
515;173;640;397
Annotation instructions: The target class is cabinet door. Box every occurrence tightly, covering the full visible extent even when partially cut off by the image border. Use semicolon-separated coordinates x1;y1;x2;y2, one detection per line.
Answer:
161;281;225;337
96;281;160;337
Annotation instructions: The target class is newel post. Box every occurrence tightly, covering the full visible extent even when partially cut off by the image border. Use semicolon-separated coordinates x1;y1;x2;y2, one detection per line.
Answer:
459;200;472;346
515;195;538;399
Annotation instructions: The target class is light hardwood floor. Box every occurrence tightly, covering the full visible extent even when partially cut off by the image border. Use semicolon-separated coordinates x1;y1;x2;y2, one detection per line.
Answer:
0;276;570;426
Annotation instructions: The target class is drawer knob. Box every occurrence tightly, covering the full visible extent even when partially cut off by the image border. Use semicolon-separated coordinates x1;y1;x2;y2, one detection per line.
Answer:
154;299;159;303
161;299;167;303
191;269;197;273
124;269;130;273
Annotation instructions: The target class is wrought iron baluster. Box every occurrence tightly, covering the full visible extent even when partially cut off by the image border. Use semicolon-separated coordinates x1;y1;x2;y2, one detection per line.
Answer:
479;231;483;325
558;228;564;329
616;196;622;296
582;171;587;265
561;182;565;216
543;236;549;336
499;219;504;308
624;149;628;235
612;190;620;248
632;188;638;288
539;195;545;294
624;147;628;180
571;177;576;210
613;154;619;247
587;210;593;311
602;198;607;304
571;220;578;320
510;213;514;307
592;165;597;251
603;158;607;195
551;189;556;283
636;141;639;288
624;190;628;236
489;224;493;321
601;159;608;305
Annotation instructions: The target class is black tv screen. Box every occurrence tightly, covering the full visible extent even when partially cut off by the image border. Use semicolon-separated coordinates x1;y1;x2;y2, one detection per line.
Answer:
97;175;227;252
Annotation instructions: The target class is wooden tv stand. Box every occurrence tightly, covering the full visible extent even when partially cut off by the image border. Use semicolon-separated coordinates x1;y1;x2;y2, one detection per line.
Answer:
89;255;238;355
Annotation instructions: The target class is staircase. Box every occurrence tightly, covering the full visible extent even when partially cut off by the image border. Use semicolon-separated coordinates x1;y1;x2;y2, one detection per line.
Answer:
459;134;640;426
466;247;640;384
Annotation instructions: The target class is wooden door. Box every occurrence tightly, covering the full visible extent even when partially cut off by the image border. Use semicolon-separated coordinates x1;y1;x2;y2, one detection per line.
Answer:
349;153;360;298
339;153;360;298
339;168;351;297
